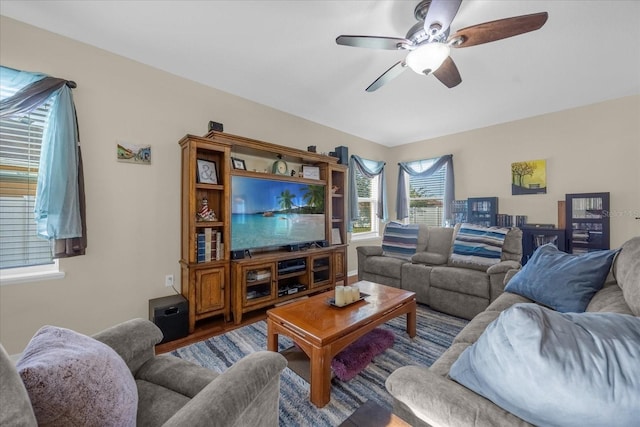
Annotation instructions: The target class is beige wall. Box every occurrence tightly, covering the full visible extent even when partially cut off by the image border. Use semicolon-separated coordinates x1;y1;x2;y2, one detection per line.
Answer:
351;95;640;266
0;17;386;354
386;96;640;247
1;17;639;353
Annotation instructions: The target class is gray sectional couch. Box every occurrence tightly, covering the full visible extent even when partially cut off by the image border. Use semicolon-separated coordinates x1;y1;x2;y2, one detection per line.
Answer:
385;236;640;427
357;225;523;320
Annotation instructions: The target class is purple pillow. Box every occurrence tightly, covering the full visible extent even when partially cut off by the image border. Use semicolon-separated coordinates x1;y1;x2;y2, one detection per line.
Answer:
16;325;137;427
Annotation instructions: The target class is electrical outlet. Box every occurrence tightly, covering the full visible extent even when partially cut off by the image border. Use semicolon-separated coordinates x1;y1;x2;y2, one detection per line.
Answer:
165;274;174;288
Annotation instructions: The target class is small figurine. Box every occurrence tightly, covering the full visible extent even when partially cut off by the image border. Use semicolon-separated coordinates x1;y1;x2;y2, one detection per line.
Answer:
197;198;217;221
291;169;296;177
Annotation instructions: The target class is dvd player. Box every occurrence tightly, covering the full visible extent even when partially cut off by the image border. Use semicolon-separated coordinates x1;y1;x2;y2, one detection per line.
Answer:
277;258;306;274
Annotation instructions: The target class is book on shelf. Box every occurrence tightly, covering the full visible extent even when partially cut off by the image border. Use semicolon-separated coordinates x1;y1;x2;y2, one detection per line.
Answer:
195;228;222;263
515;215;527;227
496;214;513;227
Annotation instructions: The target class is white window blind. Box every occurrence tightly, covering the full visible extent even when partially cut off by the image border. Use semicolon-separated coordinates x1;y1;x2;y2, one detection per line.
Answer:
408;162;446;226
352;168;379;236
0;85;53;269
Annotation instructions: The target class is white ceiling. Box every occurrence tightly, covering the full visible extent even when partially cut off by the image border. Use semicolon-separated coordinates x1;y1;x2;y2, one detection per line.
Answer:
2;0;639;147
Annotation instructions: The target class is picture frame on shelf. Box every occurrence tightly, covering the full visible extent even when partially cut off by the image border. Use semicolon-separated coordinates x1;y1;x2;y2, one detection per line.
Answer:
231;157;246;170
331;228;342;245
196;159;218;184
302;165;320;180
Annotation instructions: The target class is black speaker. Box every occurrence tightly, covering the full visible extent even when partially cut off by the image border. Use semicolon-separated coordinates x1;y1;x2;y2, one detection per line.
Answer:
149;294;189;344
231;249;245;260
208;121;224;132
335;146;349;165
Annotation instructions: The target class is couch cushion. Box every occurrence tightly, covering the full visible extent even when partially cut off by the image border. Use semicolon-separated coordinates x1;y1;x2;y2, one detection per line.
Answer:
136;354;218;398
449;224;510;272
612;236;640;316
0;344;37;427
365;255;406;278
382;222;420;260
136;379;190;427
16;325;138;427
425;226;455;258
450;303;640;427
586;282;634;315
504;244;618;313
430;266;490;299
500;227;523;262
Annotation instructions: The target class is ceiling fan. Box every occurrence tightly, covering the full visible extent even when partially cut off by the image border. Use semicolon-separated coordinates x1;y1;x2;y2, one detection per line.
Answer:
336;0;548;92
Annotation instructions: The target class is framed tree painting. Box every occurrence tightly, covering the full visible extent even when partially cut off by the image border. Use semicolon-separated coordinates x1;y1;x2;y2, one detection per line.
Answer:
512;159;547;195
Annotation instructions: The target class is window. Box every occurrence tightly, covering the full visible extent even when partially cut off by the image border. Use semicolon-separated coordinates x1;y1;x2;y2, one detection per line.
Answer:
351;168;379;238
408;160;446;226
0;83;54;272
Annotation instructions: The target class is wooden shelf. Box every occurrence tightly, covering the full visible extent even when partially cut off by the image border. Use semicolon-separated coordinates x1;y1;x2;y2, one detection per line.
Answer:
230;169;327;185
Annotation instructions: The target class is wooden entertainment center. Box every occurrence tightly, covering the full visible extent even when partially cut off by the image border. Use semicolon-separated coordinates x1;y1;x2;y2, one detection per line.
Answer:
179;131;347;332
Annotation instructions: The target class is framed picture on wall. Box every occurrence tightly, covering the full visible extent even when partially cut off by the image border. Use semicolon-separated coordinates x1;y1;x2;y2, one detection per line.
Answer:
196;159;218;184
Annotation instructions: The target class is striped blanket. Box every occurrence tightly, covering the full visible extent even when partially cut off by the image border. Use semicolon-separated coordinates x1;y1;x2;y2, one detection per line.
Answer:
449;223;509;268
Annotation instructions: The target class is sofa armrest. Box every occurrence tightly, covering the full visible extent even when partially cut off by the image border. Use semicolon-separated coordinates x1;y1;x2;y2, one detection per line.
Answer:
386;366;530;427
487;261;521;302
503;268;520;286
356;246;384;257
93;318;163;374
486;260;520;275
162;351;287;427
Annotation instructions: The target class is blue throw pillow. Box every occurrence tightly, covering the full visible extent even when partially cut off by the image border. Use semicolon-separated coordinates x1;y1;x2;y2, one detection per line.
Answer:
450;303;640;427
504;244;618;312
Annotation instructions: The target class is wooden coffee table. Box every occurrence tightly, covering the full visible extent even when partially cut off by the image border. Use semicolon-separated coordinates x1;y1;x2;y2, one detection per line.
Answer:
266;280;416;407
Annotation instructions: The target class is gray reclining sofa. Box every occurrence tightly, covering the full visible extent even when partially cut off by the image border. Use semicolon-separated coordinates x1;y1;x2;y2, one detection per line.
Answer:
357;224;523;320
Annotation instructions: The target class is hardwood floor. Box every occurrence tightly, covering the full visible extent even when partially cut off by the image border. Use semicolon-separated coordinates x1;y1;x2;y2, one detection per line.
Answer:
155;275;358;354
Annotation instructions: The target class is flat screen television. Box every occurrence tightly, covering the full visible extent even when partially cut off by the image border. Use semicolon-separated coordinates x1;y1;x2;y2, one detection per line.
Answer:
231;175;326;251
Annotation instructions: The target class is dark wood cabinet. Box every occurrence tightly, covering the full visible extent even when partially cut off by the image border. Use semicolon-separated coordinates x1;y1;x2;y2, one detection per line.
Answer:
467;197;498;227
565;192;610;254
521;226;566;265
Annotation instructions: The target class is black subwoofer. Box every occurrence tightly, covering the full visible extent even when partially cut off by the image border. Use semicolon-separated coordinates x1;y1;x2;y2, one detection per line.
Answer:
149;294;189;343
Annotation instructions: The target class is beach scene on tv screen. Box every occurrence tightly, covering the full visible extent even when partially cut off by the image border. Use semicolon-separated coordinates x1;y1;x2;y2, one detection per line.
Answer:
231;176;325;250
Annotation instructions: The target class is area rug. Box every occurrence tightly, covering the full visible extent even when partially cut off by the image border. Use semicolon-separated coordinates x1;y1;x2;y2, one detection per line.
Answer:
172;304;468;426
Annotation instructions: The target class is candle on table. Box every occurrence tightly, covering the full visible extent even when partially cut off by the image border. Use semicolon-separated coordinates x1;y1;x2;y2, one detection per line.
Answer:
344;286;354;304
335;286;346;306
351;286;360;301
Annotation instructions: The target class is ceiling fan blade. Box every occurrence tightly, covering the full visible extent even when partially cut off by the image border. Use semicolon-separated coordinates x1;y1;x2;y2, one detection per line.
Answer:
366;61;407;92
433;56;462;88
423;0;462;37
336;35;411;50
450;12;548;48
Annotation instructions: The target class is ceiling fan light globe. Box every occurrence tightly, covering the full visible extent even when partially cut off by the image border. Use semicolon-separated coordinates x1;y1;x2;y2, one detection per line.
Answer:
405;43;450;74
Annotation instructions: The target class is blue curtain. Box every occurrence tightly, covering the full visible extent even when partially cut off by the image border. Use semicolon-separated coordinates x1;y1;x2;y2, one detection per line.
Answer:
396;155;454;223
0;66;85;255
348;155;387;232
